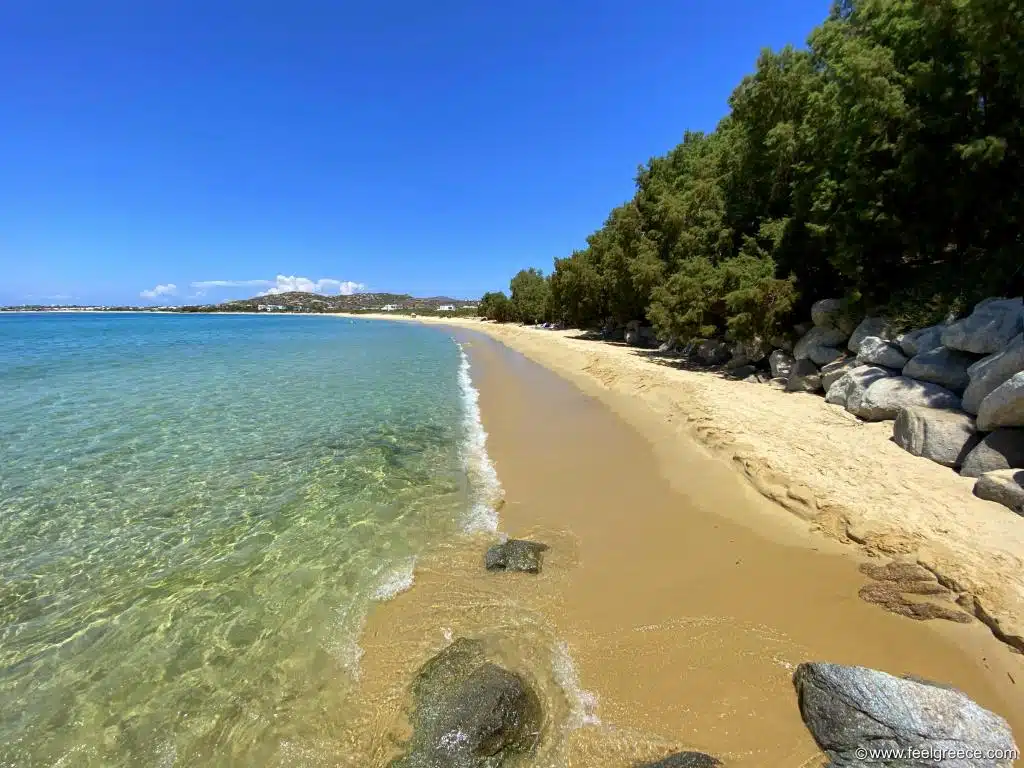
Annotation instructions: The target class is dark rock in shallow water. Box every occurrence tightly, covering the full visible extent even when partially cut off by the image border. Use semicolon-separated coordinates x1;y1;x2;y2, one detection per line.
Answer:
393;638;543;768
794;662;1017;767
485;540;549;574
634;751;721;767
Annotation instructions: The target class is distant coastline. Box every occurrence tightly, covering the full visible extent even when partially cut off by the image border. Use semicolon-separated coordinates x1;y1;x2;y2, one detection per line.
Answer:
0;290;481;318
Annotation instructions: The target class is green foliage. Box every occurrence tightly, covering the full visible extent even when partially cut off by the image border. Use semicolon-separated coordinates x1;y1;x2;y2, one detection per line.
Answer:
513;0;1023;343
478;291;515;322
509;268;552;324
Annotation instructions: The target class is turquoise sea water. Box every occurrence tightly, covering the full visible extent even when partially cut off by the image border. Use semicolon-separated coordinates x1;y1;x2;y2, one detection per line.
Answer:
0;313;498;766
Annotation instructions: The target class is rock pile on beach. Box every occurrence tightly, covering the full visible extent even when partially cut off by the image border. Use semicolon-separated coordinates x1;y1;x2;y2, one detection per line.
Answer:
658;295;1024;518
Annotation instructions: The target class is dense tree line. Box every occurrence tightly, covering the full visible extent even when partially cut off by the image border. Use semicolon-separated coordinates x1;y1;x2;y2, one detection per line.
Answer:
478;268;553;324
481;0;1023;341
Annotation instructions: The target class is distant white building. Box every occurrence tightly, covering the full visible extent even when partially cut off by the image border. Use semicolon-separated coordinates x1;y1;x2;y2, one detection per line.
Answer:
381;304;400;312
438;304;456;312
257;304;287;312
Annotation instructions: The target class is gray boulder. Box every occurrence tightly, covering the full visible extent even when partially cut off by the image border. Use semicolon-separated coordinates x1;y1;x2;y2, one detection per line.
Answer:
898;325;946;357
892;407;981;468
848;316;895;353
769;349;795;379
811;298;846;327
941;297;1024;354
795;326;848;362
811;298;858;334
824;365;894;409
902;346;977;392
393;638;542;768
856;336;910;369
485;540;549;574
786;358;822;393
768;377;788;390
634;753;721;768
729;337;771;366
962;334;1024;414
657;337;677;354
973;469;1024;515
960;429;1024;478
978;371;1024;430
810;345;846;366
624;321;657;348
727;364;757;380
794;662;1018;768
694;339;731;366
821;357;859;392
769;334;794;352
848;377;961;421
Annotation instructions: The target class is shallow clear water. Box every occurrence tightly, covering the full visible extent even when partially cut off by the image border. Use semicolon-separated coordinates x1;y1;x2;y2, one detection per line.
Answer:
0;313;496;766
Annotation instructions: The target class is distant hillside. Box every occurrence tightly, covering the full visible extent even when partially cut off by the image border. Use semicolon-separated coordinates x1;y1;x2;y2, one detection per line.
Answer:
174;291;478;313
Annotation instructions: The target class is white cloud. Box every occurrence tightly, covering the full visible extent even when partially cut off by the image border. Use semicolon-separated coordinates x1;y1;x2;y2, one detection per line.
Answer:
140;283;177;299
190;275;365;297
258;276;366;296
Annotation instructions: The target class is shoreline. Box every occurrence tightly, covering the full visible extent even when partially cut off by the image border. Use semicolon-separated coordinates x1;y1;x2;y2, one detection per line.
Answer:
350;324;1023;765
336;313;1024;657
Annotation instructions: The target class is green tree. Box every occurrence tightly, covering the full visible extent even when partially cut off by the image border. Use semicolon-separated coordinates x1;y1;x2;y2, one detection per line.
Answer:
535;0;1024;340
509;268;551;324
478;291;514;322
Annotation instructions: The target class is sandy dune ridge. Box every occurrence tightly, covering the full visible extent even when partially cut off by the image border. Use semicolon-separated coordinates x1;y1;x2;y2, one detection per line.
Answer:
340;314;1024;654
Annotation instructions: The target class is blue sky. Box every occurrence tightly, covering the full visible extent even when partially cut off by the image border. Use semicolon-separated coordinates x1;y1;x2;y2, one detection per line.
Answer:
0;0;829;306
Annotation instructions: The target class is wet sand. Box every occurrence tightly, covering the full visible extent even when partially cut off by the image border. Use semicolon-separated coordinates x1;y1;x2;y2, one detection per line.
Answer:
339;314;1024;656
343;329;1022;767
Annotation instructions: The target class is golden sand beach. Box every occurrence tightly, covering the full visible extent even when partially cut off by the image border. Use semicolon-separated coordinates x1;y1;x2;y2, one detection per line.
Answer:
332;314;1023;766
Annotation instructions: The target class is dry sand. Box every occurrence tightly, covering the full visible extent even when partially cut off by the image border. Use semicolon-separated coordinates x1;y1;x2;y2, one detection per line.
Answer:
332;316;1023;767
345;314;1024;655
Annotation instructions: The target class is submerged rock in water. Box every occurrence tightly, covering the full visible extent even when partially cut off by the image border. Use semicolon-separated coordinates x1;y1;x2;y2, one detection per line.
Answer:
634;752;721;767
794;662;1018;767
392;638;543;768
485;540;549;574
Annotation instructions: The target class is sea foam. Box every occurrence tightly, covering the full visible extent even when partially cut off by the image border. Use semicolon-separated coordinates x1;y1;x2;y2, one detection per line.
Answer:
372;556;417;601
456;341;503;532
553;641;601;728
